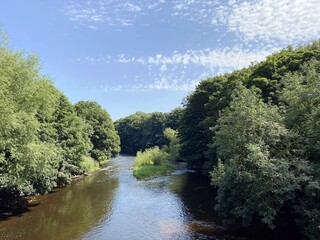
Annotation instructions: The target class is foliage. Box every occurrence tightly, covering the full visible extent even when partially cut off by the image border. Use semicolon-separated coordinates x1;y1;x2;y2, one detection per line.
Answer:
162;128;181;161
115;111;169;154
280;59;320;239
80;156;100;173
211;85;298;228
133;146;169;167
0;34;119;212
133;164;174;180
75;101;120;162
133;146;172;179
173;41;320;238
179;41;320;174
206;52;320;239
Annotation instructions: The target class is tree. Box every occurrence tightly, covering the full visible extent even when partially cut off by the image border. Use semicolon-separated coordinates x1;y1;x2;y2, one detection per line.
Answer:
163;128;181;161
280;59;320;239
75;101;120;162
211;84;299;228
115;111;168;154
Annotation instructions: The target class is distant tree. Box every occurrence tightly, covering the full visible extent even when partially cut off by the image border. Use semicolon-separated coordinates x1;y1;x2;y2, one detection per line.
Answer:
165;107;184;130
162;128;181;161
75;101;120;162
115;111;168;154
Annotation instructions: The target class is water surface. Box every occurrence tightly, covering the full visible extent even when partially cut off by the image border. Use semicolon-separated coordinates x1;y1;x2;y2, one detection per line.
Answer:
0;155;227;240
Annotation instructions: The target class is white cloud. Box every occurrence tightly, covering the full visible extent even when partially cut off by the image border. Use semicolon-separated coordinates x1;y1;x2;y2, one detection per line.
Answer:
75;55;111;64
122;3;142;13
63;0;166;28
226;0;320;44
96;46;278;92
117;47;277;70
173;0;320;45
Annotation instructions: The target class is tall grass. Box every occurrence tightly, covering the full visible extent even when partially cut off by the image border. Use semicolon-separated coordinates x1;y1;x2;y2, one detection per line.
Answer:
133;146;172;179
133;146;169;167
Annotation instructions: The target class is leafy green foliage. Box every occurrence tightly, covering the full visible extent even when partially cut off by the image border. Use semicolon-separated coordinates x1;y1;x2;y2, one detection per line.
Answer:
0;34;119;212
179;41;320;174
133;146;172;179
133;146;169;167
162;128;181;161
178;41;320;239
280;59;320;239
115;111;170;154
212;85;298;228
133;164;174;180
75;101;120;162
80;156;100;173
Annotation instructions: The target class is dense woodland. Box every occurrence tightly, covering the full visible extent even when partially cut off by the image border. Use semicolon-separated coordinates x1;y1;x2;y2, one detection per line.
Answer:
0;36;120;213
115;108;183;154
116;41;320;239
1;32;320;239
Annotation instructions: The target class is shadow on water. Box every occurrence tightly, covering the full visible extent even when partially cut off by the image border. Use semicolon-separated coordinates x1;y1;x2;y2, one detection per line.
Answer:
0;168;119;240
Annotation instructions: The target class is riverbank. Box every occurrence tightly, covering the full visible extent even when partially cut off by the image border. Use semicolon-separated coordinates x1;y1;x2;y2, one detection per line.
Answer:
0;163;113;219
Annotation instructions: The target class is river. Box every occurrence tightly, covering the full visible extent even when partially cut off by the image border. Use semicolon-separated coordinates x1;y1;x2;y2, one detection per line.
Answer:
0;155;234;240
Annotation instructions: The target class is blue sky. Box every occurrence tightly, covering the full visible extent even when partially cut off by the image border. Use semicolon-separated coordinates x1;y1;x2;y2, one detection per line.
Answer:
1;0;319;120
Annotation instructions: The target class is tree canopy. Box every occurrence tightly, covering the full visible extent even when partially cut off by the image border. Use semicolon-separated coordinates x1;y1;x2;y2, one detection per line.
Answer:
0;36;120;213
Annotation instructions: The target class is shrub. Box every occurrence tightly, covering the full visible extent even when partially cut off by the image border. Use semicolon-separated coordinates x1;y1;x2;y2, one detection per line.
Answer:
133;146;169;167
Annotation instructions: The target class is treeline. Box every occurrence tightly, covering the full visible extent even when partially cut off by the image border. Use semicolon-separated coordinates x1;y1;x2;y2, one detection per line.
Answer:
115;41;320;239
115;108;183;154
0;37;120;213
179;41;320;239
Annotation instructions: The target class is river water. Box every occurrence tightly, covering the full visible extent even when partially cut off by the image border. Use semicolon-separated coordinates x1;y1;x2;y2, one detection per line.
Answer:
0;155;233;240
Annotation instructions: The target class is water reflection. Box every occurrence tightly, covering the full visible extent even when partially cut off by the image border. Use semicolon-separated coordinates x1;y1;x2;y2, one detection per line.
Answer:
0;169;119;240
81;156;223;240
169;171;218;221
0;156;227;240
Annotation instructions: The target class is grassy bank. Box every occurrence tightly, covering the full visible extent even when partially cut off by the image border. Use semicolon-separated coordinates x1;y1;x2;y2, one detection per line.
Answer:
132;147;174;180
133;163;174;179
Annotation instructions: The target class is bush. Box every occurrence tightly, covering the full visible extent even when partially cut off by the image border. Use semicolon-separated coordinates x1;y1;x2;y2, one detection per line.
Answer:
133;146;169;167
80;156;100;173
133;146;172;179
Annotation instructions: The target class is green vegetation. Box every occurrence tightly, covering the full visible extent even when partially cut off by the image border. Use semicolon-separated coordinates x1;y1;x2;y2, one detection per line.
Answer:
115;108;183;154
132;146;173;179
162;128;181;161
75;101;120;163
1;29;320;239
80;156;100;173
133;164;174;180
123;41;320;239
0;34;120;213
179;41;320;174
177;41;320;239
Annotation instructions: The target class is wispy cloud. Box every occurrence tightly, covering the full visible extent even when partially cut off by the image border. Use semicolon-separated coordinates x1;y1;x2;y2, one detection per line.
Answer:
65;0;320;92
115;47;277;71
173;0;320;45
64;0;320;45
75;55;111;64
89;46;278;92
63;0;166;28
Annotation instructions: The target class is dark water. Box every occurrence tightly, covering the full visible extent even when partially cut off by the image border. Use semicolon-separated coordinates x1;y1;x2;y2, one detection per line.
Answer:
0;155;231;240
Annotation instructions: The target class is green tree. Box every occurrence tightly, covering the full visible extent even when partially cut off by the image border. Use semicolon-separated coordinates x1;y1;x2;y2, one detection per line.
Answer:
163;128;181;161
75;101;120;162
280;59;320;239
211;84;298;228
115;111;168;154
